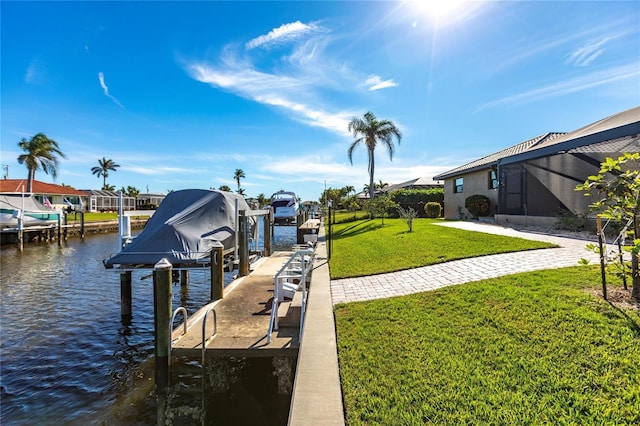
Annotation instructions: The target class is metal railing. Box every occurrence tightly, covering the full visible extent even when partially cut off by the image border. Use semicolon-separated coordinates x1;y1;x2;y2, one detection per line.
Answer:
169;306;188;362
267;249;315;344
201;308;218;365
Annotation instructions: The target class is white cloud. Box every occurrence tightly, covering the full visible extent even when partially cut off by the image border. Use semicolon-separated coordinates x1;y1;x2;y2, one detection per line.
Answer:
25;59;45;84
363;75;398;91
98;72;124;108
187;62;353;136
565;35;618;67
246;21;321;50
476;63;640;111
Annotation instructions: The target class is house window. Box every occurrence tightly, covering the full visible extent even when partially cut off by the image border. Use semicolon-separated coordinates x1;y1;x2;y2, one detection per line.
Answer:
489;170;498;189
454;178;463;193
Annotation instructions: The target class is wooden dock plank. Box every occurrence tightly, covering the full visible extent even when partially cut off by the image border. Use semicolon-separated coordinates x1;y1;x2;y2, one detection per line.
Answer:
171;251;299;358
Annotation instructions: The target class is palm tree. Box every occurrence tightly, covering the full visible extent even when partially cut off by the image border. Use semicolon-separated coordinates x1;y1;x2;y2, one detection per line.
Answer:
234;168;245;193
17;133;66;192
91;157;120;190
218;185;232;192
347;111;402;202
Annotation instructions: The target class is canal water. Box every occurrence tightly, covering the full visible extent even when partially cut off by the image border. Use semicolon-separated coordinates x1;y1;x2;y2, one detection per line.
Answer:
0;225;297;425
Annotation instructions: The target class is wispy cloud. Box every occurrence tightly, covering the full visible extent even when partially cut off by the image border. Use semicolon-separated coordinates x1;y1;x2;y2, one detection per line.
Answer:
363;75;398;91
184;20;377;137
492;19;635;73
246;21;321;50
565;35;619;67
98;72;124;108
25;58;45;84
476;63;640;112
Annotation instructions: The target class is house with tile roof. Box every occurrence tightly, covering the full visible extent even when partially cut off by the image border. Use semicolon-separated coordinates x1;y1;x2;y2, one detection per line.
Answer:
433;106;640;226
0;179;89;211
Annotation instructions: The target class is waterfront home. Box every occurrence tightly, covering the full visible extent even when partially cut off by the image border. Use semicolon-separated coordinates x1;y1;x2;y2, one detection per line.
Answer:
433;106;640;226
0;179;89;211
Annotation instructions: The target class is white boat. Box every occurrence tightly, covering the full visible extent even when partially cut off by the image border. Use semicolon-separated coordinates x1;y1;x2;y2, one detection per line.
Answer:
0;193;60;229
270;190;298;224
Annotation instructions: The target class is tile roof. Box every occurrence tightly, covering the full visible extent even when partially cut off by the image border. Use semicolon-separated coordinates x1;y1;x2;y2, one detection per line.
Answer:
433;132;565;180
432;105;640;180
0;179;89;196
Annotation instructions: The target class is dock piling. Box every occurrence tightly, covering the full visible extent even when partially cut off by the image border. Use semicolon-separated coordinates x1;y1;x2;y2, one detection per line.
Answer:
120;271;132;324
238;213;249;277
153;258;173;397
210;242;224;301
263;214;271;256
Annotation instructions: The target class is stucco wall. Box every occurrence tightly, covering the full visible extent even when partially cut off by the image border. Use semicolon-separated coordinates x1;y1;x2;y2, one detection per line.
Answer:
442;169;498;219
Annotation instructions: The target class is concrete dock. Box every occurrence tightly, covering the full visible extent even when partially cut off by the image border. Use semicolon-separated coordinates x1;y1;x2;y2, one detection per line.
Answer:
170;251;301;358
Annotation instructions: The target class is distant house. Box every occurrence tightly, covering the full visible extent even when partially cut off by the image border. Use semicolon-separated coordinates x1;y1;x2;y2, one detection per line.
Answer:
83;189;136;212
433;106;640;226
0;179;89;211
355;177;443;200
379;176;443;193
137;192;166;209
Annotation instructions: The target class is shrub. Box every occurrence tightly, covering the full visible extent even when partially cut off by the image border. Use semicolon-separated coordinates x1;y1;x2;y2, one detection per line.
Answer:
424;202;442;218
389;188;444;217
465;195;491;217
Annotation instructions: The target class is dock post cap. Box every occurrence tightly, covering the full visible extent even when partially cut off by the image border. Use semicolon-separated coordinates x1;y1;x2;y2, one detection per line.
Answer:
154;258;173;270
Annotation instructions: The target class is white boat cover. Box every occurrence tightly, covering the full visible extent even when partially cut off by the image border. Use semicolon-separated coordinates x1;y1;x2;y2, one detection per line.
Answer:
104;189;250;268
0;193;59;228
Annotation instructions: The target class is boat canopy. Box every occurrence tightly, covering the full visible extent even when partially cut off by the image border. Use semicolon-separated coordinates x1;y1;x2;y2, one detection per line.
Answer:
104;189;250;268
0;193;53;213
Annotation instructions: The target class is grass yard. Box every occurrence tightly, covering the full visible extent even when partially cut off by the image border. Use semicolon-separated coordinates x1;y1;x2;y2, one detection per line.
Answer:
328;218;556;279
335;266;640;424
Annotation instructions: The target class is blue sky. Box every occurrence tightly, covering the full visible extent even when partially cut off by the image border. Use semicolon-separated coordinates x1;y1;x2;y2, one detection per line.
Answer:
1;1;639;202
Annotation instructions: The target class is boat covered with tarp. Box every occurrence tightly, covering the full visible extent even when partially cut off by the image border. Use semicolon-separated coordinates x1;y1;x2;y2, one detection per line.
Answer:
104;189;251;268
0;193;60;229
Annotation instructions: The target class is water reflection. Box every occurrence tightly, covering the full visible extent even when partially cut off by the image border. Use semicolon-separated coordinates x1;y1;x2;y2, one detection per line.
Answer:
0;225;297;425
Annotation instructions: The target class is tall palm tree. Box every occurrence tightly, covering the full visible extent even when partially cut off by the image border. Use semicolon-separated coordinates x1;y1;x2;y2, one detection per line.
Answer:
234;168;245;193
347;111;402;202
17;133;66;192
91;157;120;190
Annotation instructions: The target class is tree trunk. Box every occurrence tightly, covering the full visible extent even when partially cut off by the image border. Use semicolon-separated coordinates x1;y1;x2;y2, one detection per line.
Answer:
27;168;35;193
632;215;640;301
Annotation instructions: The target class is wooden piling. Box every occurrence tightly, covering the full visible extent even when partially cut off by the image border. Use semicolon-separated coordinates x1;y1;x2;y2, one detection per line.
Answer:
120;271;133;324
17;217;23;251
263;214;271;256
180;270;189;287
63;213;68;241
238;214;249;277
80;211;85;238
153;258;172;396
57;214;62;246
210;242;224;301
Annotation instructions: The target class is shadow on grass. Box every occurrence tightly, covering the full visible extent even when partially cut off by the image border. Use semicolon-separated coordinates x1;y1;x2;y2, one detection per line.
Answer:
331;220;382;240
607;301;640;337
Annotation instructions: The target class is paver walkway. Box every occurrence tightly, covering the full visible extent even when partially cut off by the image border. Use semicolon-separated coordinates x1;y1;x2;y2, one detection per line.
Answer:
330;221;602;305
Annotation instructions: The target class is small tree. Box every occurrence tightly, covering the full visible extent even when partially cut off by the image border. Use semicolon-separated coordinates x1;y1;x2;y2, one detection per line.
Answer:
576;153;640;300
370;195;397;225
397;206;418;232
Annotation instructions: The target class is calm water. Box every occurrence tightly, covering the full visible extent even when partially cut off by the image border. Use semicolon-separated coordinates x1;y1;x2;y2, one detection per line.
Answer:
0;225;297;425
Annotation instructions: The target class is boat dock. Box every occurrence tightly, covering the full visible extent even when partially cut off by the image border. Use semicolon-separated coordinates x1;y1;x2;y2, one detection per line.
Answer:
170;251;302;358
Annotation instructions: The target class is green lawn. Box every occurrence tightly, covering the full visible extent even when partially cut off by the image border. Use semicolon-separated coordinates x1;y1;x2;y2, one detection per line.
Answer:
335;267;640;425
328;218;556;279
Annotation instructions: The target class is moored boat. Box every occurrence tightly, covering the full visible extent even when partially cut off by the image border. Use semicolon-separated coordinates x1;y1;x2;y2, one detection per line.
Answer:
0;193;60;229
103;189;251;268
270;190;298;225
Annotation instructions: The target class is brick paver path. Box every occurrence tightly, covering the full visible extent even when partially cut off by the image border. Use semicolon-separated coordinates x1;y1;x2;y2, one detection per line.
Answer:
330;221;602;305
